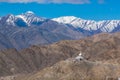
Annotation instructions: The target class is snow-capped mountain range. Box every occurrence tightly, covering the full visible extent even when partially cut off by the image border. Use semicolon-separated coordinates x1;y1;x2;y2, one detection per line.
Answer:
0;11;45;27
0;11;120;50
0;11;84;49
1;11;120;33
52;16;120;32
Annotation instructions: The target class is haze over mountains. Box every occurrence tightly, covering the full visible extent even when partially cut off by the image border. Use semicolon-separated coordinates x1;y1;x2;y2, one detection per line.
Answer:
0;11;120;50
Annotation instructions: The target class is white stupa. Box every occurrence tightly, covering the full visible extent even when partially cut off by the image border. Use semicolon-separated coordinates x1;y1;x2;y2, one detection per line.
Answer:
75;52;84;61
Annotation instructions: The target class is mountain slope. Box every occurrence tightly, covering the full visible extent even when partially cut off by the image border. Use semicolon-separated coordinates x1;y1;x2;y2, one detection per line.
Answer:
0;12;84;49
0;33;13;49
0;32;120;78
0;12;120;50
19;59;120;80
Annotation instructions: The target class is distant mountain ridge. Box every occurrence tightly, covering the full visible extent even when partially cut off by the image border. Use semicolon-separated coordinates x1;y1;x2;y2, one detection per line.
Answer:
52;16;120;32
0;11;46;27
0;11;84;49
0;11;120;49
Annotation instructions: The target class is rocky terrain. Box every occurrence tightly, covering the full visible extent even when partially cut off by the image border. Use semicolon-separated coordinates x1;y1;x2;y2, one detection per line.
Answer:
18;59;120;80
0;32;120;80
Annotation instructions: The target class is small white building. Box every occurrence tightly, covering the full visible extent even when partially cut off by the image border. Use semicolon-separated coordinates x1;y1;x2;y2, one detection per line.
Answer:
75;52;84;61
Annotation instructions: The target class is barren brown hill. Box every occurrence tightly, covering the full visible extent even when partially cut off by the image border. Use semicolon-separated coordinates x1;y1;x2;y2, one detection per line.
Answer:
18;59;120;80
0;32;120;79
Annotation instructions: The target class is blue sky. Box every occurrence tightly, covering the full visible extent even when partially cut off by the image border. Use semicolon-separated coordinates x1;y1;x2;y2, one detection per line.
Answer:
0;0;120;21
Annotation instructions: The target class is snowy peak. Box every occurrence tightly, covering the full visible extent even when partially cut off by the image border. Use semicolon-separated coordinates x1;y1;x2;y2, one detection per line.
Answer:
52;16;81;24
6;14;15;22
1;13;120;33
0;11;46;27
52;16;98;30
17;11;46;26
22;11;35;17
0;14;16;25
52;16;120;32
25;11;35;14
